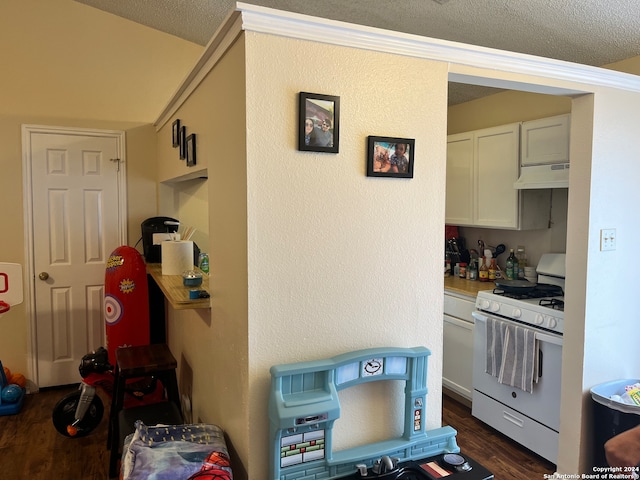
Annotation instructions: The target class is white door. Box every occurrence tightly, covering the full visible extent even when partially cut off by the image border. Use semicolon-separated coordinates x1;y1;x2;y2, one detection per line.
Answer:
23;126;126;388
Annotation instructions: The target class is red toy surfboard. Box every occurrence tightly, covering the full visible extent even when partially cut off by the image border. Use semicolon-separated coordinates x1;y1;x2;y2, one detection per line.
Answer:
104;246;150;366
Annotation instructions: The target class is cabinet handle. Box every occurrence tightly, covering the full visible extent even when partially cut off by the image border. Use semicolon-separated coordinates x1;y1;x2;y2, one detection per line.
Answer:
502;410;524;428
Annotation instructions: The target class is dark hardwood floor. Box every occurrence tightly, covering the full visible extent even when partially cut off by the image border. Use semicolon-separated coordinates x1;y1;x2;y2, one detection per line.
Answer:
0;386;555;479
0;385;110;480
442;394;557;478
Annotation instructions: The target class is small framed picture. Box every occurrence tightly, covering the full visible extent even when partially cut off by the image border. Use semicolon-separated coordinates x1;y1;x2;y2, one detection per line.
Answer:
186;133;196;167
179;126;187;160
172;119;181;147
367;136;415;178
298;92;340;153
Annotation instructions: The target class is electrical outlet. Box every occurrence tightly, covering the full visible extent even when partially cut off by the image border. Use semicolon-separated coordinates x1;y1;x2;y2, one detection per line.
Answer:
600;228;616;251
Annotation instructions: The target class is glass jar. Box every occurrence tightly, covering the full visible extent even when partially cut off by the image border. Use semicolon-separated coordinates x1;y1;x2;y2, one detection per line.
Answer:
458;262;467;278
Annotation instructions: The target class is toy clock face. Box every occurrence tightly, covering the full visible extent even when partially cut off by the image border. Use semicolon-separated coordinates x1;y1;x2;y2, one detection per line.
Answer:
362;358;383;376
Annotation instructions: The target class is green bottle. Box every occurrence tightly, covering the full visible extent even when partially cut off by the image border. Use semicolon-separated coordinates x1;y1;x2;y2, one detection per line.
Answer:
505;248;517;280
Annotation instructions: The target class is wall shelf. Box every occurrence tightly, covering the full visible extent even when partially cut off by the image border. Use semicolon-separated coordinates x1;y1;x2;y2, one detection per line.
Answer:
146;263;210;310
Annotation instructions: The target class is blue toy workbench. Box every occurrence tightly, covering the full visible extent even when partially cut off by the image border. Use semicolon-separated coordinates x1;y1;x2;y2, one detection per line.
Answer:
268;346;459;480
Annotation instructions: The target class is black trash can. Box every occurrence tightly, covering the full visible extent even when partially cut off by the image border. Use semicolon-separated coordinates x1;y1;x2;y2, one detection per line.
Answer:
591;378;640;468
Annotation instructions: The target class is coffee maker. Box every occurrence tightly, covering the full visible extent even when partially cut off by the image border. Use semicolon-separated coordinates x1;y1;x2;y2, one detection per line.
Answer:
140;216;179;263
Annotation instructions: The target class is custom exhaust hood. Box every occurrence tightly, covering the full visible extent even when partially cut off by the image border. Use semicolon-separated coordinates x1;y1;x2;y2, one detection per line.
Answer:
514;163;570;189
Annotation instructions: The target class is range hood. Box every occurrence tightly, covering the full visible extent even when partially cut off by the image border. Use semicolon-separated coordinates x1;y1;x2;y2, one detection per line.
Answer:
514;163;569;189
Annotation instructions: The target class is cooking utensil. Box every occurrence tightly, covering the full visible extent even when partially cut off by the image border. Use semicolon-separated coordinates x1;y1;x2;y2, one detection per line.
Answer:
494;244;506;258
494;278;536;293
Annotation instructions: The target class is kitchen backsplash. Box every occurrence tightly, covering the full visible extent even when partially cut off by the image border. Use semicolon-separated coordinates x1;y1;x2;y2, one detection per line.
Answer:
458;189;567;269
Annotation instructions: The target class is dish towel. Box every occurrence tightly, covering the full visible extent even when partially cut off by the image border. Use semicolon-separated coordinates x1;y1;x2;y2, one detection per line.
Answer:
485;317;536;393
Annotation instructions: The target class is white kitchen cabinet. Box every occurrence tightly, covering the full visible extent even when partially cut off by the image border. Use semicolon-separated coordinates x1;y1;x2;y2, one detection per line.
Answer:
445;133;474;225
446;123;550;230
443;292;475;401
521;114;570;166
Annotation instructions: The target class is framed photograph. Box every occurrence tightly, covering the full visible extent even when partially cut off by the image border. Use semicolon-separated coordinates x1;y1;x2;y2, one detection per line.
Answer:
298;92;340;153
179;126;187;160
366;136;415;178
172;119;181;148
186;133;196;167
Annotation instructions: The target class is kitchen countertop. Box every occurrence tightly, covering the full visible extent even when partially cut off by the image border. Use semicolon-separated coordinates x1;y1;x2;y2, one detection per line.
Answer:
444;275;493;298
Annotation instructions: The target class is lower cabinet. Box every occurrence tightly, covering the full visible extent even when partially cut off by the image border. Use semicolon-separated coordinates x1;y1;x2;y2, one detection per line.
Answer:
443;292;475;401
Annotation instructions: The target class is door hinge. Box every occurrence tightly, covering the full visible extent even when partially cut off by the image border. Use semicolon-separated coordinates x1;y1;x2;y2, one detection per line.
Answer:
110;158;123;171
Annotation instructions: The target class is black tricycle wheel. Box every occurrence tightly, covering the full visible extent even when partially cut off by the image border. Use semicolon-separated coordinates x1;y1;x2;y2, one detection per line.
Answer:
52;390;104;438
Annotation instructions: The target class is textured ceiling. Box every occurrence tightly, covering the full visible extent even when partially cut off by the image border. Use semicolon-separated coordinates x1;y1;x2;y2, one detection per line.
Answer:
74;0;640;104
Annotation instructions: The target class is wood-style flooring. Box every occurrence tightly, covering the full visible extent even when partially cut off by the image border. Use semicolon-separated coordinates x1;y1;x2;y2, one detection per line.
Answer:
0;387;555;479
442;394;557;477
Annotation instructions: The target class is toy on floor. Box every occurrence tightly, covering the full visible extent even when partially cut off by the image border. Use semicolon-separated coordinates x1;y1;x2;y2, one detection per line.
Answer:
1;384;22;403
0;360;26;415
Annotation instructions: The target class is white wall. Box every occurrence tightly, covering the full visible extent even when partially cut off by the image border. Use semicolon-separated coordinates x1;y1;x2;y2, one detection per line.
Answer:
243;32;449;477
560;86;640;471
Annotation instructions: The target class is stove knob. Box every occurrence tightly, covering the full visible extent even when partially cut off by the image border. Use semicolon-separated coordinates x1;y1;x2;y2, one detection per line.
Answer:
512;308;522;319
534;314;544;325
547;317;558;329
479;299;490;310
490;302;500;312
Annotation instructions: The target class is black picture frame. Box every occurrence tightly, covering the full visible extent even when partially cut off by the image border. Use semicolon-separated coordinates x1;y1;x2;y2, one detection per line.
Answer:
298;92;340;153
186;133;196;167
172;119;181;148
366;136;415;178
179;126;187;160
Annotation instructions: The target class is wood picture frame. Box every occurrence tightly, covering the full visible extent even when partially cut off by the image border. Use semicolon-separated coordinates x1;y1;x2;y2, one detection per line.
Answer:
366;136;415;178
298;92;340;153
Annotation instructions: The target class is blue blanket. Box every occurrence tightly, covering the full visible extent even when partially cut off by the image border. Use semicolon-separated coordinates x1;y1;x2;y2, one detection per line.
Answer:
122;422;233;480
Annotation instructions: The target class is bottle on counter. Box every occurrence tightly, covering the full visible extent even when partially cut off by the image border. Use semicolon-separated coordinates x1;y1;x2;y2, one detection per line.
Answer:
459;262;467;279
516;246;527;279
444;254;452;276
198;252;210;274
488;258;497;281
505;248;517;280
469;259;478;281
479;256;489;282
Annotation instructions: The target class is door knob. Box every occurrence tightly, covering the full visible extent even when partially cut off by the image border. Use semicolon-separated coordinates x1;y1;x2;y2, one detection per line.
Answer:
39;272;49;281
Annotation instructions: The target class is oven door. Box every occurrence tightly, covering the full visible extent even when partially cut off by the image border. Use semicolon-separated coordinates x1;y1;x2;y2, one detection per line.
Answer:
471;310;563;432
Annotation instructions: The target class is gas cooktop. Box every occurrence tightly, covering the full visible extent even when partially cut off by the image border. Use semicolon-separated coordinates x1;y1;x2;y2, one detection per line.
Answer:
341;453;493;480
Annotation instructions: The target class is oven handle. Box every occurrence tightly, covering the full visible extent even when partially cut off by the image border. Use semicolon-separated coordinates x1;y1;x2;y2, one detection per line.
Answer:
472;311;563;347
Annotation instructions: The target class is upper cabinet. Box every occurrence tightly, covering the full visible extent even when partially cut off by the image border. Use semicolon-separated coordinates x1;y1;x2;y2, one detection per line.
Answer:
520;114;570;166
446;121;553;230
445;131;474;226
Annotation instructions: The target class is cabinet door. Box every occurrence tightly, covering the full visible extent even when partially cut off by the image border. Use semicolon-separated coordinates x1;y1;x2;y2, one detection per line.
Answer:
445;133;474;225
475;123;520;229
521;114;570;166
443;314;474;400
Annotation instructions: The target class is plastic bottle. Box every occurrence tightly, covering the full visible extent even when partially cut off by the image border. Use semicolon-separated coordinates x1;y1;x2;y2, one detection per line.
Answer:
479;256;489;282
505;248;517;280
198;253;210;274
488;258;497;281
